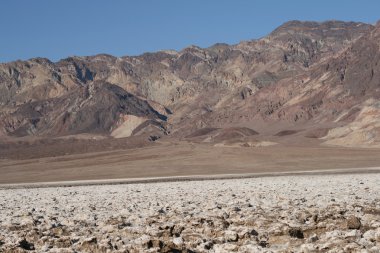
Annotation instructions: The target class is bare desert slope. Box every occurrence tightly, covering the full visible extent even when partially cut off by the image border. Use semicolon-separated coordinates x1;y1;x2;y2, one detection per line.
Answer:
1;20;380;149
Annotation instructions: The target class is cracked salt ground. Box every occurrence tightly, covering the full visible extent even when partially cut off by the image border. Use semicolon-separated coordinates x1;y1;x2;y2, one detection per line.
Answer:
0;174;379;252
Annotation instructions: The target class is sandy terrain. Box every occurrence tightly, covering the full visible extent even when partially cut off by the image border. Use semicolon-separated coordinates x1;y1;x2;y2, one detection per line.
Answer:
2;141;380;184
0;173;379;252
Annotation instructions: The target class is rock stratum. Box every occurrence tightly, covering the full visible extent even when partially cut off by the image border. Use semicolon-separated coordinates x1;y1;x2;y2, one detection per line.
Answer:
1;20;380;148
0;174;379;252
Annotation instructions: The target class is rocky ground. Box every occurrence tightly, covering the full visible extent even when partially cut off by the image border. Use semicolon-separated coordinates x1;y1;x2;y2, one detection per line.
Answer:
0;173;379;252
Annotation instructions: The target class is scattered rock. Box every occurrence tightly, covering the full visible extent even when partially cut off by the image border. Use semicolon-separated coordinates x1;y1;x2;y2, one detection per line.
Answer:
347;216;361;229
225;231;238;242
18;238;34;250
308;234;319;243
289;227;304;239
203;241;213;250
172;237;183;246
259;241;269;248
250;229;259;236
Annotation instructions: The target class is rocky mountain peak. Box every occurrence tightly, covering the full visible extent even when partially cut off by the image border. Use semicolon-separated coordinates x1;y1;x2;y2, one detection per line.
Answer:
270;20;372;37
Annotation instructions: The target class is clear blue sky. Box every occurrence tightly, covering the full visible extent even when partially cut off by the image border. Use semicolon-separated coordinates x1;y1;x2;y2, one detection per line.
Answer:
1;0;379;63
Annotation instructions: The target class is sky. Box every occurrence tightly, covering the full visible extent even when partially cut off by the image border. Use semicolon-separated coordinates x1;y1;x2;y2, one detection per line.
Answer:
1;0;379;63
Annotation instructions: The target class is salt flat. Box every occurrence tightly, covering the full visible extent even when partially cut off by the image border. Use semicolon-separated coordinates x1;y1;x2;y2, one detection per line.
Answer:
0;173;379;252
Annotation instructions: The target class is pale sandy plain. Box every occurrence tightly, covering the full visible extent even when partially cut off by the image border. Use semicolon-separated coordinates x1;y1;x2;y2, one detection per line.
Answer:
2;141;380;184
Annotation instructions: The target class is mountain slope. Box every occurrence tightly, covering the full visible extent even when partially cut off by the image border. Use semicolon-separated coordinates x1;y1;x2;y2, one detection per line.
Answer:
0;20;379;148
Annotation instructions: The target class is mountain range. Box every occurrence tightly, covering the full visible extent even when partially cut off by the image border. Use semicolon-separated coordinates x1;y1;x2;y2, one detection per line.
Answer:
1;20;380;150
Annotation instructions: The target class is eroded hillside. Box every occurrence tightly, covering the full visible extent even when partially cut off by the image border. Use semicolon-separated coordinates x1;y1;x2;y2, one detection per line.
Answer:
1;20;379;148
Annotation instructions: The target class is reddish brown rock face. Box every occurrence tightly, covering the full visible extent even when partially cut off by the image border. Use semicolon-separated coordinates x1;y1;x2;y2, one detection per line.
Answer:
1;20;380;147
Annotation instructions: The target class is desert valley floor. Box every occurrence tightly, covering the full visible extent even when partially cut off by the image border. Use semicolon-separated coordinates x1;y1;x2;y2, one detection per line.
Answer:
1;140;380;184
1;141;380;252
